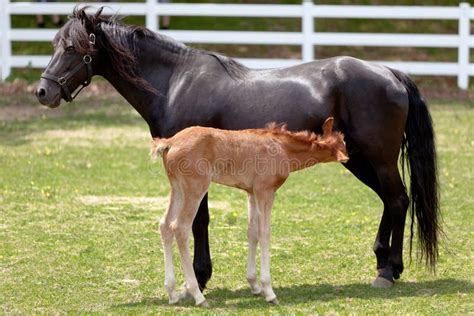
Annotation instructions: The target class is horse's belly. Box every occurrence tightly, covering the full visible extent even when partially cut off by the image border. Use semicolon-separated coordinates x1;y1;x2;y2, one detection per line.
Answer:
219;80;334;131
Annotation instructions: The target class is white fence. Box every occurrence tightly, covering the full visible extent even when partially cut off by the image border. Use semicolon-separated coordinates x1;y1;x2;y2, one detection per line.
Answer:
0;0;472;89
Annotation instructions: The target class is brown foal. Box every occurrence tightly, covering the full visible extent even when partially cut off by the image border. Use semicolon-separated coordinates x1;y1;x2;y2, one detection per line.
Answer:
151;117;348;306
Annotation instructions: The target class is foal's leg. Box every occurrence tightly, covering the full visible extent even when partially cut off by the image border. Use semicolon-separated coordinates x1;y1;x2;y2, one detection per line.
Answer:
246;193;262;295
160;184;182;304
173;181;209;306
254;189;278;304
179;195;210;301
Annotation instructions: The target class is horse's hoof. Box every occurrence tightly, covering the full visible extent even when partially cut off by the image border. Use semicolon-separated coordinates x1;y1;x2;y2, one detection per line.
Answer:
371;276;394;288
169;296;179;305
268;297;279;305
197;300;209;307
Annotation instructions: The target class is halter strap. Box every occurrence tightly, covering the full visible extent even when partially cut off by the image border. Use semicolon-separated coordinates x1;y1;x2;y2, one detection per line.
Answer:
40;33;96;102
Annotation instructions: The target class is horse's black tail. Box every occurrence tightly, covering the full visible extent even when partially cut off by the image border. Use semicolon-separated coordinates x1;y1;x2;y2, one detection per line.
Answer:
388;68;441;269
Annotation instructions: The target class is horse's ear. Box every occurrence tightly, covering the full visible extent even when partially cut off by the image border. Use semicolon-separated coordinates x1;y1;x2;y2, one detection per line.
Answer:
322;117;334;138
78;9;94;33
94;7;104;20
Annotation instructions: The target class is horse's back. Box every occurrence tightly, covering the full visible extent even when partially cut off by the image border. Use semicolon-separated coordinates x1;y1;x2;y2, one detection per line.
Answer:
262;56;408;109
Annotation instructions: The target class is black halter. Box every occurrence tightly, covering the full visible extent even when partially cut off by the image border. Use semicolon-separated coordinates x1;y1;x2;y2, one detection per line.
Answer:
41;33;96;102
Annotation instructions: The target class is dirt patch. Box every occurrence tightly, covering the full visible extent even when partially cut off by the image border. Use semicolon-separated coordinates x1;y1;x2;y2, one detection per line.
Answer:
0;102;65;122
0;80;122;122
0;79;118;98
77;195;231;210
0;79;33;95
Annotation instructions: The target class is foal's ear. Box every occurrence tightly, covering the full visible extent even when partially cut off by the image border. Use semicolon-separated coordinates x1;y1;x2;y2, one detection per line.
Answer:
322;117;334;138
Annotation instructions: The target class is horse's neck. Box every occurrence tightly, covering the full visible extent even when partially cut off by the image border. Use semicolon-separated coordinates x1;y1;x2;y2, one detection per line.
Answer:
101;36;189;135
103;70;160;121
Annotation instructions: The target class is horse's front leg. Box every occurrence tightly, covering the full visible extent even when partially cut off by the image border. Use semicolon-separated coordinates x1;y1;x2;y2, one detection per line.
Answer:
246;193;262;295
255;189;278;304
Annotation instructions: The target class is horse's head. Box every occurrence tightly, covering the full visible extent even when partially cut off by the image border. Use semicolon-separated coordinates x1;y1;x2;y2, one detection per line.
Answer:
36;7;104;107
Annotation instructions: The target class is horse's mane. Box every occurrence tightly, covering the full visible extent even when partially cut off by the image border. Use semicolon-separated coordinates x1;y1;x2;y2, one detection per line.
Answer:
207;53;248;80
61;6;247;94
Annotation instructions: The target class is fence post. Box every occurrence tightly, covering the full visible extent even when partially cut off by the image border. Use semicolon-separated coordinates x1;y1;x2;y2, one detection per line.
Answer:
458;2;470;90
1;0;12;81
302;0;314;62
146;0;158;32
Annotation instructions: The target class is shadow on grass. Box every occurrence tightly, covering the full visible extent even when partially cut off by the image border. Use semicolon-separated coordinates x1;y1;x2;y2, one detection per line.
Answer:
113;278;473;309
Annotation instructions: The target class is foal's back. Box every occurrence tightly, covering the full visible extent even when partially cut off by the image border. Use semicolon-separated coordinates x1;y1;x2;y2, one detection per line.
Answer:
156;126;290;192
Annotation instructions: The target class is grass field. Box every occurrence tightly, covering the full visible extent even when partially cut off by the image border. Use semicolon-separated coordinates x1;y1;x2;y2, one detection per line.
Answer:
1;94;473;314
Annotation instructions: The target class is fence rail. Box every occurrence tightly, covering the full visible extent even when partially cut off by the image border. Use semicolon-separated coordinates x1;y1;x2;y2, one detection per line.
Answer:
0;0;472;89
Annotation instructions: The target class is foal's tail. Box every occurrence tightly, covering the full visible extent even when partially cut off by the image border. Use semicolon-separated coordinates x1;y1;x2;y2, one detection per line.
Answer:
151;138;171;159
389;68;441;269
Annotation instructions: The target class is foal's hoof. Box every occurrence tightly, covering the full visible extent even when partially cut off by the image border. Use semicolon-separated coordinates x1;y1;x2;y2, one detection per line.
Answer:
268;297;279;305
251;287;262;296
371;276;394;288
197;300;209;307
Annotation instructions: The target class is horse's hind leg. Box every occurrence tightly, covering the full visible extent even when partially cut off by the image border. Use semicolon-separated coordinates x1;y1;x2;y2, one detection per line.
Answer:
373;206;392;275
372;163;409;287
246;193;262;295
343;154;392;278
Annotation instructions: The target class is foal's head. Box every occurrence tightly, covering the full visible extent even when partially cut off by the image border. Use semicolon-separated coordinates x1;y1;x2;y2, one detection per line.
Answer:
316;117;349;163
265;117;348;164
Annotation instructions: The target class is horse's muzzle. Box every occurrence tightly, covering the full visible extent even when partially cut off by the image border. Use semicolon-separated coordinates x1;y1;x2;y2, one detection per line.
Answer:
36;79;61;108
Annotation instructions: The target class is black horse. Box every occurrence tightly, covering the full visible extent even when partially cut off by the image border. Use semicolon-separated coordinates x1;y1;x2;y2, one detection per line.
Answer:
36;7;440;291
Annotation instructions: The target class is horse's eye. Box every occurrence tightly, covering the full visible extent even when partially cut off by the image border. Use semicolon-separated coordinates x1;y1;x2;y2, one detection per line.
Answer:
66;46;74;52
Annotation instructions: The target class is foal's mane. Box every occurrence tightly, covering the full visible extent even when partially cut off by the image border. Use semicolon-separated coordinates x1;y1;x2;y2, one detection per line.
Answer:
263;122;341;147
61;6;247;94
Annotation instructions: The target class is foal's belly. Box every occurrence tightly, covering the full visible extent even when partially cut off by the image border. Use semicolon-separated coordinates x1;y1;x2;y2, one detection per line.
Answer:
212;174;253;193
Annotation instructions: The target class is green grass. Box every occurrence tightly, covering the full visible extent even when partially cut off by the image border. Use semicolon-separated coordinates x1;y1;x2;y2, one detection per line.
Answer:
1;95;473;314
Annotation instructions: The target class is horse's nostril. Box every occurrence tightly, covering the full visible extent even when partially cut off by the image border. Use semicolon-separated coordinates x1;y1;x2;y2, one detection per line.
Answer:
37;88;46;98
